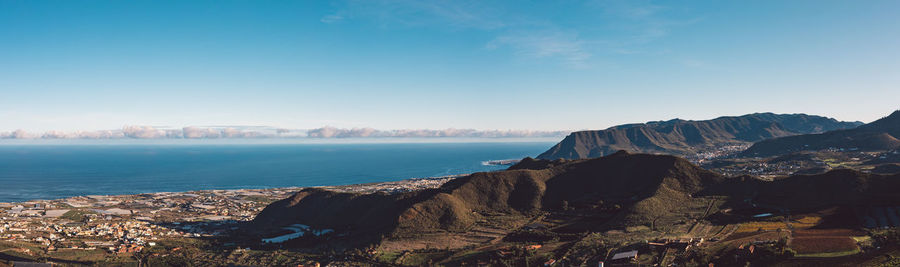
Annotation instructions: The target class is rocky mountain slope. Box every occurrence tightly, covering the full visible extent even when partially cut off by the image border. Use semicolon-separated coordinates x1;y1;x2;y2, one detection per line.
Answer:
743;110;900;156
250;151;724;242
249;151;900;250
537;113;862;160
706;168;900;210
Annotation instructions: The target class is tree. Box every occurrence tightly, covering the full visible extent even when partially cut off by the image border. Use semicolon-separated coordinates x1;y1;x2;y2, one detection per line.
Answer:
781;248;796;258
133;249;151;267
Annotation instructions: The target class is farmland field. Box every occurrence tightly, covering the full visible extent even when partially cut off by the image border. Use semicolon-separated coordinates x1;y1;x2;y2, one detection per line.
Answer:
791;216;822;228
735;221;788;233
791;237;858;255
793;229;866;237
790;228;863;257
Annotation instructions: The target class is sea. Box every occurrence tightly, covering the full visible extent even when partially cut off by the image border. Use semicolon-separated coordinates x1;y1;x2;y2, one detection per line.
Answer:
0;141;555;203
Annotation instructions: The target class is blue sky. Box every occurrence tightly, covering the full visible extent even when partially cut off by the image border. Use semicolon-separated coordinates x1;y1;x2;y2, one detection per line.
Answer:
1;0;898;132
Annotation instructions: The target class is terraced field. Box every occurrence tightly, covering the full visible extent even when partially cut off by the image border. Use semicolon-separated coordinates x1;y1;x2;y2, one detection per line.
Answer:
791;229;866;257
791;237;859;257
735;221;788;233
791;216;823;228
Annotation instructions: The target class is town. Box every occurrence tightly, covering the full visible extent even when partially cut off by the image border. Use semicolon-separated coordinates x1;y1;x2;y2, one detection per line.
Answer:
0;175;460;266
2;148;899;266
0;189;285;259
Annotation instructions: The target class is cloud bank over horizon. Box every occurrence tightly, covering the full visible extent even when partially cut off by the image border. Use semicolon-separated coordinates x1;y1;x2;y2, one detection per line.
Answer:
0;126;570;140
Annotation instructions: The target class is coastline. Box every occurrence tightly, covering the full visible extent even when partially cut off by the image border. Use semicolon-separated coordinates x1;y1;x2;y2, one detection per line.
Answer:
0;142;551;202
0;174;466;257
0;174;467;206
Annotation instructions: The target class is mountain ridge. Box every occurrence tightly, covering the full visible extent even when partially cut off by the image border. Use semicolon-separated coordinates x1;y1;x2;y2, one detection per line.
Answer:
538;113;862;160
743;110;900;156
249;151;900;251
250;151;725;245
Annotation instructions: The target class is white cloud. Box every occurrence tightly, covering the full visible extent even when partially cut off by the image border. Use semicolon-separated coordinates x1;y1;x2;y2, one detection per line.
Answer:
183;127;222;139
592;1;701;49
305;127;568;138
324;0;694;68
41;130;74;139
122;126;169;139
340;0;506;30
13;129;35;139
0;125;568;140
0;129;37;139
488;30;591;68
307;127;379;138
320;14;345;23
223;127;264;138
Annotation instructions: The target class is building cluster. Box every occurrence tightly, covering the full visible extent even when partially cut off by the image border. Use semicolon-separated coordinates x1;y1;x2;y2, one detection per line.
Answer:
322;175;460;194
0;176;461;257
711;161;811;178
0;188;297;254
701;148;888;178
688;144;751;164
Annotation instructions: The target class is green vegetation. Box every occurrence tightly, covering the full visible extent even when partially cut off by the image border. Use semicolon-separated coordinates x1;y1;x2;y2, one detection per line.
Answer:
794;247;861;258
375;251;401;263
625;225;650;233
49;248;108;262
60;209;96;222
400;252;442;266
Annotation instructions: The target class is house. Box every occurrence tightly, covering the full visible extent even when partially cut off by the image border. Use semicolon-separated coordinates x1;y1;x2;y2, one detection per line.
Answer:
610;250;638;262
262;231;304;244
523;223;548;231
261;224;334;244
736;244;755;258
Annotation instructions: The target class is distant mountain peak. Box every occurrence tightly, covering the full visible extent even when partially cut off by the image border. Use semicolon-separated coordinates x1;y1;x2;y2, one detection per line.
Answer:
871;110;900;125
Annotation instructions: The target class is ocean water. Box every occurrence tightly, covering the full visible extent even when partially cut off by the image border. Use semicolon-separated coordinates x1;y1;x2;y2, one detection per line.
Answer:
0;142;554;202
